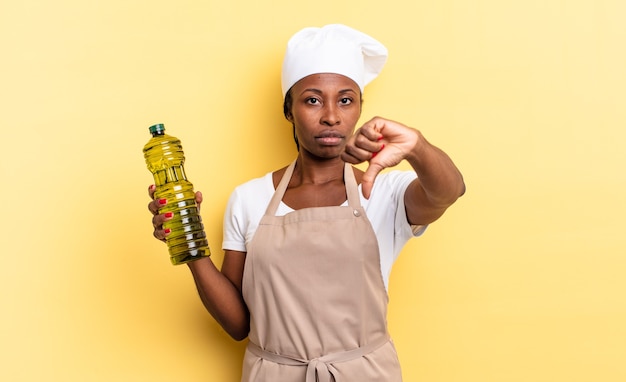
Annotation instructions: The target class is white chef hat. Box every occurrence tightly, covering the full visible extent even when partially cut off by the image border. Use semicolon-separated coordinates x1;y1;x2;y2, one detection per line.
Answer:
281;24;388;97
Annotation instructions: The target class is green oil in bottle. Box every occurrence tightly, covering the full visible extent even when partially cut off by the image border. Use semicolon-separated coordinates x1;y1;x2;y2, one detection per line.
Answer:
143;123;210;265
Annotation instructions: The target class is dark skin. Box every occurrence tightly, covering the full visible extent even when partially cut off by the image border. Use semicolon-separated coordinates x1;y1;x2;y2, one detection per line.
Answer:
148;73;465;340
280;73;364;210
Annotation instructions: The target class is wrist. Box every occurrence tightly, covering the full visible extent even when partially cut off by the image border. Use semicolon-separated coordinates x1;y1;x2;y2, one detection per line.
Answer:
405;130;428;166
186;255;213;269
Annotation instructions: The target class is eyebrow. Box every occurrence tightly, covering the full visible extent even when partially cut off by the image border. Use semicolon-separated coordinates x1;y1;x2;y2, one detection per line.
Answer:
299;88;358;96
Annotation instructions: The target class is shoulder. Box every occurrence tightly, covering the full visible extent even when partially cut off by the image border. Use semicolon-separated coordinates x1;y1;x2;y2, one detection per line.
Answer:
230;171;274;203
360;170;417;214
232;164;291;194
370;170;417;195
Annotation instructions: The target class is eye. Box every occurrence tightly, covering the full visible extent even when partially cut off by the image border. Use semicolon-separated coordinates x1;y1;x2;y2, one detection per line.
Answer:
339;97;353;105
306;97;320;105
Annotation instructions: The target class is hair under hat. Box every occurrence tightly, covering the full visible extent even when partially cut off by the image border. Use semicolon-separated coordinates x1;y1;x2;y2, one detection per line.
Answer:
281;24;388;97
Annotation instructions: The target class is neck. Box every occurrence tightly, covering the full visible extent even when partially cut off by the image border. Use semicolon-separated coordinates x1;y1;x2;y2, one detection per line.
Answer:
293;155;345;186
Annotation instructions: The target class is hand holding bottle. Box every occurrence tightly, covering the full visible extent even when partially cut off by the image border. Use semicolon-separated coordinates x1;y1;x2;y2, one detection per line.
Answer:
148;185;204;242
143;124;210;265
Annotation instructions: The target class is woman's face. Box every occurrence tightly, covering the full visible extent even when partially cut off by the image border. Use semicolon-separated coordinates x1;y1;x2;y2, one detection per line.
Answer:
287;73;362;159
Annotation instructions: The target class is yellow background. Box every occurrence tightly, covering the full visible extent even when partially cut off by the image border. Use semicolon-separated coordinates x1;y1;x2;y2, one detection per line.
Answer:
1;0;625;381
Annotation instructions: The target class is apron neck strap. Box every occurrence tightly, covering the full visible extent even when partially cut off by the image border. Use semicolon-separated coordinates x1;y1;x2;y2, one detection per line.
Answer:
265;160;361;216
343;162;361;209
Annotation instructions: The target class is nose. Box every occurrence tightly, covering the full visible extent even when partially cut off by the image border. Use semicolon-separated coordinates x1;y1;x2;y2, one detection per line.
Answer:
320;103;340;126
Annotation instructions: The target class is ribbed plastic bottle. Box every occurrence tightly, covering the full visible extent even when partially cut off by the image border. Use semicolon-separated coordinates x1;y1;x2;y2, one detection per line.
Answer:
143;123;210;265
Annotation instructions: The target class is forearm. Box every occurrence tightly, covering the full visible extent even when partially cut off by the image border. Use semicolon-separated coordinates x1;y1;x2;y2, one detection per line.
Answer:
408;135;465;205
187;257;249;340
403;133;465;224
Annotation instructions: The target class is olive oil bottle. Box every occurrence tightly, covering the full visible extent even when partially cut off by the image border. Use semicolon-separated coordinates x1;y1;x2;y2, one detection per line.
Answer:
143;123;210;265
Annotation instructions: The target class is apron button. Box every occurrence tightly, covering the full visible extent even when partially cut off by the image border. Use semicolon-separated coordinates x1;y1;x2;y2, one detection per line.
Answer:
353;209;361;217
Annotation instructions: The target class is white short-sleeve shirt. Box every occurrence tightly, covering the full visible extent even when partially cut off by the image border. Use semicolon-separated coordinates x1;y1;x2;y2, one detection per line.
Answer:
222;169;426;291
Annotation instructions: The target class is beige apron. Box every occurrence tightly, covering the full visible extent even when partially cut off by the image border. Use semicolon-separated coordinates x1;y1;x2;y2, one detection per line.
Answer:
241;160;402;382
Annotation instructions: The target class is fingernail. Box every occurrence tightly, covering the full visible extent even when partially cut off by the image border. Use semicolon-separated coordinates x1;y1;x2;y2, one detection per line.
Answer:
158;198;167;205
372;144;384;158
377;136;384;141
164;228;171;234
164;212;173;218
149;184;155;191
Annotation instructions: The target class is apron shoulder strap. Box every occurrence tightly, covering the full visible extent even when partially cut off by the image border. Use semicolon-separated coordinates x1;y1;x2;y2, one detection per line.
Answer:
264;160;296;216
343;163;361;209
264;160;362;216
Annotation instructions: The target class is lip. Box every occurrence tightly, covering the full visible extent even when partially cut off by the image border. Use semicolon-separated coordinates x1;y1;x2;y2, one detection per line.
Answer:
315;131;345;145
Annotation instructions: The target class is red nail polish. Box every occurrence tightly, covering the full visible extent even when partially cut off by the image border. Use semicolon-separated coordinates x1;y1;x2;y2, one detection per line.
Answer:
158;198;167;205
164;212;173;218
372;144;385;158
164;228;171;234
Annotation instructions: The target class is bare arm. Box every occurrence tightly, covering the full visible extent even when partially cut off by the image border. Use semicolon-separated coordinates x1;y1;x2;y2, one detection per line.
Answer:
187;251;249;340
148;186;249;340
402;132;466;225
